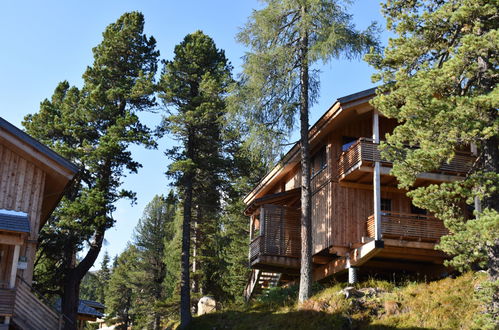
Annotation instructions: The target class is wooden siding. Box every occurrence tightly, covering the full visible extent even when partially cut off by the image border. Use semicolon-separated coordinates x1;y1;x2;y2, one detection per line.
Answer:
250;204;301;265
0;144;46;284
249;113;452;259
367;212;448;242
13;277;62;330
0;287;15;316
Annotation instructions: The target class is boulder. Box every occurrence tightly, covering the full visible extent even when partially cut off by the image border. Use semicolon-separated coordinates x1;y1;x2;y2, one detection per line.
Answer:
197;296;217;316
340;286;364;299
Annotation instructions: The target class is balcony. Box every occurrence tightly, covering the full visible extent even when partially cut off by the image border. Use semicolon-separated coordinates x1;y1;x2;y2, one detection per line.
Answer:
338;138;475;182
249;204;301;271
366;212;448;242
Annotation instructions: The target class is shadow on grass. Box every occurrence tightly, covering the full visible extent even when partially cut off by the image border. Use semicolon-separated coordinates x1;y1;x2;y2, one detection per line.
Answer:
188;310;433;330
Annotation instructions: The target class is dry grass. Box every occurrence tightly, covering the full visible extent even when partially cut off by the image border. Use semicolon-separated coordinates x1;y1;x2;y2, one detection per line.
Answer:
185;272;488;330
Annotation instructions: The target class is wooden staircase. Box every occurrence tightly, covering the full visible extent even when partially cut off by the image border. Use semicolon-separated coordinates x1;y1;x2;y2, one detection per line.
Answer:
11;276;65;330
244;269;282;301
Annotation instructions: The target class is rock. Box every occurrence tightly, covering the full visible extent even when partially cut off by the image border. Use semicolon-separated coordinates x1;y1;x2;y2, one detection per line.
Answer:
359;287;382;298
340;286;364;299
197;296;217;316
383;300;400;316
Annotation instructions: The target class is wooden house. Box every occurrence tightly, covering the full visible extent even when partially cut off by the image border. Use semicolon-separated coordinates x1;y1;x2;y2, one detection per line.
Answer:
243;88;475;299
0;117;78;329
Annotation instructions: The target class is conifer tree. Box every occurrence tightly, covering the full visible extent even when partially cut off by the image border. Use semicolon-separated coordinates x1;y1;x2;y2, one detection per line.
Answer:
367;0;498;324
106;245;141;329
158;31;232;327
23;12;159;328
97;251;111;303
133;192;177;329
236;0;378;302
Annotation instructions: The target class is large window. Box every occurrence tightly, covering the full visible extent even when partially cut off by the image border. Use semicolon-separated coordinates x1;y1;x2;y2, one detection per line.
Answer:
311;146;327;177
342;136;357;152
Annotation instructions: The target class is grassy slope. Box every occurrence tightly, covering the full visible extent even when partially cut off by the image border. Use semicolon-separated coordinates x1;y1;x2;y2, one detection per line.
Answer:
187;272;488;330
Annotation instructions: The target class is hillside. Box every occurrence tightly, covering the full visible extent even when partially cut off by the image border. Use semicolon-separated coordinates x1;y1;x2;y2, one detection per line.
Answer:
182;272;490;330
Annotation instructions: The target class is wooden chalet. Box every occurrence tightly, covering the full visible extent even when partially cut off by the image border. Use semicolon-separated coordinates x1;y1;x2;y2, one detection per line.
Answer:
0;117;78;329
243;88;475;300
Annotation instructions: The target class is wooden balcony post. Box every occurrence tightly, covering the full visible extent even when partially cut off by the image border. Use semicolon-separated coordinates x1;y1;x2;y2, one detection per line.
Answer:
9;244;20;288
372;110;382;240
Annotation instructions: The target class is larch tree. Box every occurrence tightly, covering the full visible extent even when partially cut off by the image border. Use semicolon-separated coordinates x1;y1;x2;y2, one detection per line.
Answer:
236;0;378;302
158;31;232;328
367;0;498;324
23;12;159;328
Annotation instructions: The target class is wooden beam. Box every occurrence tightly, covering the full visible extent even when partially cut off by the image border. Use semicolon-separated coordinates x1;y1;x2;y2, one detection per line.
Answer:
339;182;405;193
383;238;438;250
9;245;20;288
329;246;350;256
313;257;347;281
350;239;384;266
312;255;333;265
358;164;464;183
0;233;24;245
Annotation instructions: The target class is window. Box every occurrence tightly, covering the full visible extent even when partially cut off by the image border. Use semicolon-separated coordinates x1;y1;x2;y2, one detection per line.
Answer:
381;198;392;212
311;146;327;177
411;204;427;215
342;136;357;152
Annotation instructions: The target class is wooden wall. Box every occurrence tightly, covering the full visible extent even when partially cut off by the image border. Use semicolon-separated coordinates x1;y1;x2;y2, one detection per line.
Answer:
0;144;46;284
272;112;411;255
0;244;14;287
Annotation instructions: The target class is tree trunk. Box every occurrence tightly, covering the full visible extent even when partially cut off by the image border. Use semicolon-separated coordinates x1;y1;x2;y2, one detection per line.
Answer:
62;272;79;330
298;4;312;304
62;227;106;329
180;173;193;328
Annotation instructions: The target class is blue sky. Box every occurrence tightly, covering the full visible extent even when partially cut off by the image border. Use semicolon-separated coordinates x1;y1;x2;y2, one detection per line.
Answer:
0;0;388;269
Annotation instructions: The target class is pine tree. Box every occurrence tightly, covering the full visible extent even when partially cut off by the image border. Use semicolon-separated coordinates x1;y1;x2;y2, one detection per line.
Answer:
23;12;159;328
158;31;232;327
106;245;141;329
236;0;378;302
98;251;111;303
367;0;498;324
133;192;177;329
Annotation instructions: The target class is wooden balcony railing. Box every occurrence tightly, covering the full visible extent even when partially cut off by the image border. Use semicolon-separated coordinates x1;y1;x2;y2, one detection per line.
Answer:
338;138;475;179
0;287;16;317
13;275;67;330
366;212;448;242
249;204;301;264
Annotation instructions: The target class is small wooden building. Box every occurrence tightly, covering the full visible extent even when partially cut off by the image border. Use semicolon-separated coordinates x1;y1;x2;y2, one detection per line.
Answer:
243;88;475;299
0;117;78;328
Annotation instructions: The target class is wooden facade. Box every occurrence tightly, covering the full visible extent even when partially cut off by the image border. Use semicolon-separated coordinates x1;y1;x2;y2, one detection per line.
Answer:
0;117;78;328
244;88;473;290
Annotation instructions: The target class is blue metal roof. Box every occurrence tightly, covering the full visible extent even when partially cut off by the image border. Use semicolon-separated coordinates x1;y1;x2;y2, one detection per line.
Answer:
55;299;104;318
0;210;30;233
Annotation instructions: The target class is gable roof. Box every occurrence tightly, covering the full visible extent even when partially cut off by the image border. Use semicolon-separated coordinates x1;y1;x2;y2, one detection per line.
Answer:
0;117;79;227
0;117;78;174
243;87;377;205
